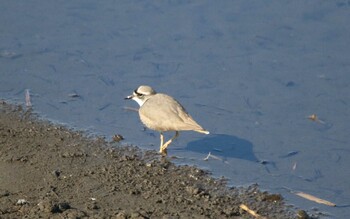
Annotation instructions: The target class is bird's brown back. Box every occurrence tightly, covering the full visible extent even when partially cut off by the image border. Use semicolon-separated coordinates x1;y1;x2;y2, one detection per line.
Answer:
139;93;205;132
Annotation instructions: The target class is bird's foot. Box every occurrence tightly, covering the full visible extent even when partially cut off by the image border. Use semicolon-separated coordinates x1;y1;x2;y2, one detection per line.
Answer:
159;147;168;156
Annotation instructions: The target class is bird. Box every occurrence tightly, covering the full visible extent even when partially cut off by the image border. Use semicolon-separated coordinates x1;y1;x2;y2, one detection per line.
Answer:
125;85;209;155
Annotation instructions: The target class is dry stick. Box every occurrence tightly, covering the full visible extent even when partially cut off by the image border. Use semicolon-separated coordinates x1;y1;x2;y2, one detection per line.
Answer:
284;187;336;207
239;204;267;219
294;191;336;207
203;152;211;161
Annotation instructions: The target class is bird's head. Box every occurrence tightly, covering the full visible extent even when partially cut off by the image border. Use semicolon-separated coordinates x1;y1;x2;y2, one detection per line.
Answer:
125;85;157;106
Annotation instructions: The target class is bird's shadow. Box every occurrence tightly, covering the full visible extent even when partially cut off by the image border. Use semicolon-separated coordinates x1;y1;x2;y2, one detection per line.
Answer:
185;134;258;162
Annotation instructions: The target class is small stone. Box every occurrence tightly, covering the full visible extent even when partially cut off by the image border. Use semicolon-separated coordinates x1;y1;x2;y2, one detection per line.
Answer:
37;200;52;212
62;209;87;218
130;212;145;219
116;211;127;219
0;190;10;197
297;210;309;219
262;193;283;202
53;169;61;177
58;202;71;211
112;134;124;142
86;202;99;210
16;199;28;205
186;186;201;195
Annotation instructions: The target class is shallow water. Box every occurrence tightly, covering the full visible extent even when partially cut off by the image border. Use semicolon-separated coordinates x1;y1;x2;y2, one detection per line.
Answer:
1;1;349;218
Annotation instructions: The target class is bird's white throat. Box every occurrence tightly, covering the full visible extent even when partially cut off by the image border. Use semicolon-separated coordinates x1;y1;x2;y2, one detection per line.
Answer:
133;97;146;107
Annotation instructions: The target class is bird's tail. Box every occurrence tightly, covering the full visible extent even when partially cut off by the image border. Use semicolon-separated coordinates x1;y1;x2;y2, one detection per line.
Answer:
195;129;210;135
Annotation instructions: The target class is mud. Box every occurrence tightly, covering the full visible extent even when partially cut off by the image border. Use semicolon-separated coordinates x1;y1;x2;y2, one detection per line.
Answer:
0;101;310;218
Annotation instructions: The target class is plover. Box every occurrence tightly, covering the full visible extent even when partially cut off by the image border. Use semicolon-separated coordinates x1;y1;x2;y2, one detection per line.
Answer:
125;85;209;154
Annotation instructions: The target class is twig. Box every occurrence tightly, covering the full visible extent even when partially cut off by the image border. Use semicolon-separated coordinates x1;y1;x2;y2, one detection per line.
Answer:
294;191;336;207
283;187;336;207
203;152;211;161
239;204;267;219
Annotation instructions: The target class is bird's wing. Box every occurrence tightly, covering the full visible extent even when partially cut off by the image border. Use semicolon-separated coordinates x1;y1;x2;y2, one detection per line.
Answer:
139;94;204;132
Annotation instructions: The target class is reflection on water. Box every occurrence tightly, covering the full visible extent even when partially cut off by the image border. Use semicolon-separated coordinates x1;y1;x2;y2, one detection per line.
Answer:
186;134;258;162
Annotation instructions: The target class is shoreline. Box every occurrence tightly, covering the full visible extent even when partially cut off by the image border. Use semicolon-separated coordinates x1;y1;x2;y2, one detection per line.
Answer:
0;100;309;218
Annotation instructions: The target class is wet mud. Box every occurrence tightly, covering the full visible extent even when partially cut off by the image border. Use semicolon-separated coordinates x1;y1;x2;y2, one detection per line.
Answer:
0;101;310;218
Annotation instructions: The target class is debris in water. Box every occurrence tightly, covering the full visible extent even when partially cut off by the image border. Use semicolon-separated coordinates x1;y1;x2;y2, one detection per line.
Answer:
68;92;80;98
0;50;22;59
25;89;32;108
203;152;212;161
279;151;299;158
308;114;325;124
203;152;229;164
294;191;336;207
284;187;336;207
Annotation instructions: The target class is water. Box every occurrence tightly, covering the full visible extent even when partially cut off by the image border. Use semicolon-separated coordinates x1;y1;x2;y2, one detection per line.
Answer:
1;1;350;218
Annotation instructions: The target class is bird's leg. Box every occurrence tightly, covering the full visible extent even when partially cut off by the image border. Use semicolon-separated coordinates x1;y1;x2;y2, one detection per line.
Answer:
160;131;179;154
160;132;164;149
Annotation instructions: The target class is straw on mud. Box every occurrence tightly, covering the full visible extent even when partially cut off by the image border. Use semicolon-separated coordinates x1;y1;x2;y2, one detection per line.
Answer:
239;204;267;219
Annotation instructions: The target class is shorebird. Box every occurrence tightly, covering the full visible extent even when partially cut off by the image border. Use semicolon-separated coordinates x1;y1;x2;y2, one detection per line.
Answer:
125;85;209;154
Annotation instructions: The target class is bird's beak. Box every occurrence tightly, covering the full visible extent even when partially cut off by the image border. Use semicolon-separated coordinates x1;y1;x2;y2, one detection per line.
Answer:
124;94;134;100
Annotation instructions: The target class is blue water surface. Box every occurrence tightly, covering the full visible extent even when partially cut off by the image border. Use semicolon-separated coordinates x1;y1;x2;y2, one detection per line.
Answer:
1;1;349;218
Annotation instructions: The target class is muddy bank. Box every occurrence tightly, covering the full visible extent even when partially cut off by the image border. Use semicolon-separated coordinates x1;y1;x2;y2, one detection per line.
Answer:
0;101;309;218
